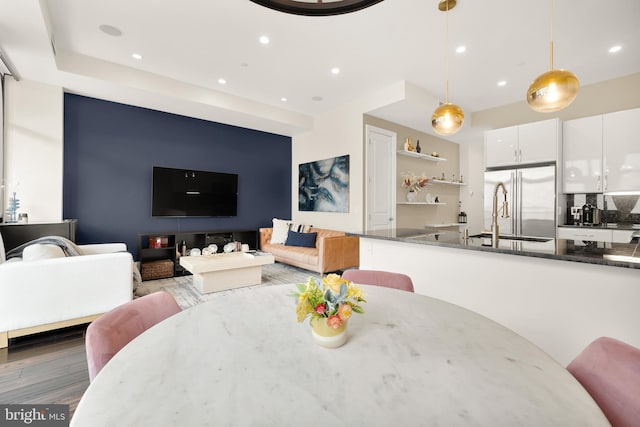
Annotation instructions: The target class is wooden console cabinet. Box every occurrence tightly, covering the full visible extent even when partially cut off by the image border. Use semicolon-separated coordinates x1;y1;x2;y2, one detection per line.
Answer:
0;219;78;252
138;229;258;280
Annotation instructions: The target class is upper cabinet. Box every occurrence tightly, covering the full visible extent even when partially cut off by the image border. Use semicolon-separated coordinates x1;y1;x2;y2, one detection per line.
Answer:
485;118;559;168
484;125;518;168
563;115;603;193
563;108;640;194
603;108;640;193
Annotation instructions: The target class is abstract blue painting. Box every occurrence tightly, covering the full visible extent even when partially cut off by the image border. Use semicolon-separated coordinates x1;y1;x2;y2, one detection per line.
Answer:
298;155;349;212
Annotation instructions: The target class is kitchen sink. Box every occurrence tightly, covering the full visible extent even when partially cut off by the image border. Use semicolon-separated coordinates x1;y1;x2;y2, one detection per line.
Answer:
469;233;553;243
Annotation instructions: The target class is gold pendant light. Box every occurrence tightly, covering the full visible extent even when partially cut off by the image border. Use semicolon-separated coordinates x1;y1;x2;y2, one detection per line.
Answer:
527;0;579;112
432;0;464;136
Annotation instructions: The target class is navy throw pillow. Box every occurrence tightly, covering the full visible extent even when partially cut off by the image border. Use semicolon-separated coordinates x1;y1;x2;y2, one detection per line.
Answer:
285;230;317;248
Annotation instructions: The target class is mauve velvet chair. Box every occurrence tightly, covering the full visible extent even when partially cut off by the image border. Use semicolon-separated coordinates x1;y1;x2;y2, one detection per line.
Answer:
566;336;640;427
85;291;182;382
342;269;414;293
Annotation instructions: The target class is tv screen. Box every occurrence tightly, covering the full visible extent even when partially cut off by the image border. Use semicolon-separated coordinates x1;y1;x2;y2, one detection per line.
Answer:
152;166;238;217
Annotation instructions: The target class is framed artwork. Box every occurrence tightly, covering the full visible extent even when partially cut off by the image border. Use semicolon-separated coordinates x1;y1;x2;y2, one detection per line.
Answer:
298;154;349;212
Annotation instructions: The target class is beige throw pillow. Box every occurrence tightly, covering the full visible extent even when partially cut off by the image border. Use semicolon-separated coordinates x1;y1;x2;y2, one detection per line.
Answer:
270;218;291;244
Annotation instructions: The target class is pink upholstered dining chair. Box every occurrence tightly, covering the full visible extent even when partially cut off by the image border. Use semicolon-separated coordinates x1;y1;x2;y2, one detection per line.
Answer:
85;291;182;382
342;269;414;293
566;336;640;427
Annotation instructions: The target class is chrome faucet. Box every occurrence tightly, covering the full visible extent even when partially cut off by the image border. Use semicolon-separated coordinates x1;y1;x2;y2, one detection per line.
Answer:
491;182;510;248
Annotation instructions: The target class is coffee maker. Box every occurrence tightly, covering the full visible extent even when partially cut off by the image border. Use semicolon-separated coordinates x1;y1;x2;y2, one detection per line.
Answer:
581;204;600;226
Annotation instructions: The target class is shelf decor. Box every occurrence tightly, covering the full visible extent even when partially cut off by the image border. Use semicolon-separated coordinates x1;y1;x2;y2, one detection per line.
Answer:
292;274;366;348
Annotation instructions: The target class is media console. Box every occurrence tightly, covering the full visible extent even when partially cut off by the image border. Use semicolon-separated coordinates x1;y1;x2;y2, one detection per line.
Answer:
137;229;258;280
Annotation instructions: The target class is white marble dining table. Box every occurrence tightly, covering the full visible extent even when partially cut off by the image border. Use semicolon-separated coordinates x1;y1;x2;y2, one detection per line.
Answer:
71;283;609;426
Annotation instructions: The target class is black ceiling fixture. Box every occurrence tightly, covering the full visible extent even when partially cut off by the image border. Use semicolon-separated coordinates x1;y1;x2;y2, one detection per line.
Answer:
249;0;384;16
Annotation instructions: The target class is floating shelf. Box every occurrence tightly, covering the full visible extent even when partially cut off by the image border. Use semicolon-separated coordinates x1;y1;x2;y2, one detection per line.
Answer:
430;179;467;186
397;202;446;205
397;150;447;162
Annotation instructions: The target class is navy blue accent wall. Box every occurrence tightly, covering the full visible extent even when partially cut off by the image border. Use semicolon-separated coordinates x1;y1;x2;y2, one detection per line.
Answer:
63;93;291;259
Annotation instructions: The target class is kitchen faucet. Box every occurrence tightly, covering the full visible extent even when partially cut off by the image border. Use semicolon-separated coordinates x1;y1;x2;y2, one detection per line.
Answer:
491;182;510;248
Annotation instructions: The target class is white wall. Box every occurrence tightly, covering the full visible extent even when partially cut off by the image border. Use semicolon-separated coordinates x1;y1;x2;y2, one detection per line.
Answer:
4;79;63;221
292;86;406;232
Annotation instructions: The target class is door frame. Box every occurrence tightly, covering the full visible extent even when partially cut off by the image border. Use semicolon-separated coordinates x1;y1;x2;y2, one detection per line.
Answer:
364;125;397;231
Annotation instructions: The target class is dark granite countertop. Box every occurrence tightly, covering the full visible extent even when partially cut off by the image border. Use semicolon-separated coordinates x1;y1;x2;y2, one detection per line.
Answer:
558;223;640;230
350;228;640;270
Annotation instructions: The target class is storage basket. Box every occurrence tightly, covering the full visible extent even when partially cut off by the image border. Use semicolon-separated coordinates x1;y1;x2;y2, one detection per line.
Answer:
141;259;174;281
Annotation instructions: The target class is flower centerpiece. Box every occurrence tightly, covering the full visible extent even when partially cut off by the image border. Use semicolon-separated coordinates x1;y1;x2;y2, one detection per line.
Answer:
293;273;366;348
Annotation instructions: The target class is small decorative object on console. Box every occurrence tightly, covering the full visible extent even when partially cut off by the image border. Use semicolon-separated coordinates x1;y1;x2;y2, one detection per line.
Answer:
292;273;366;348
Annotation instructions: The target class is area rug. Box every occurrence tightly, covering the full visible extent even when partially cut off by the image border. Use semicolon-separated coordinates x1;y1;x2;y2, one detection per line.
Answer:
135;262;318;309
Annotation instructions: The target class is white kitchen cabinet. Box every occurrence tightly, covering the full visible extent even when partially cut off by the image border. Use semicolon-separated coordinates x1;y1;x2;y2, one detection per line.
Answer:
603;108;640;193
518;119;559;164
485;125;518;168
557;227;612;242
612;230;638;244
485;119;559;168
563;116;603;193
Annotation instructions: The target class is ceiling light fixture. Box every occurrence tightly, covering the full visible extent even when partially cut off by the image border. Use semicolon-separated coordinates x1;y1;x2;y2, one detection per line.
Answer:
249;0;384;16
131;53;143;60
259;35;270;45
431;0;464;136
608;45;622;53
526;0;579;112
455;45;466;53
497;80;507;87
218;78;227;85
331;67;340;75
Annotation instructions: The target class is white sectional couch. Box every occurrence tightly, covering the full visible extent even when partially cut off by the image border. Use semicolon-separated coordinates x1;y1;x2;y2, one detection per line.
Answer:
0;238;134;348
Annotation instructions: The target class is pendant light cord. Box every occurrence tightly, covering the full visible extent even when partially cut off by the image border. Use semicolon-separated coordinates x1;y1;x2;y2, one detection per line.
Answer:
549;0;554;70
445;0;450;103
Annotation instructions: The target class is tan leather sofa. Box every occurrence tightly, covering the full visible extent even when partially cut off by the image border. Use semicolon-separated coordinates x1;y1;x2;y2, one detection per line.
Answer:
259;227;359;273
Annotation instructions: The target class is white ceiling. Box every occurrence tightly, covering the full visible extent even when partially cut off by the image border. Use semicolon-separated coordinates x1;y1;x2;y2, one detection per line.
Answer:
1;0;639;139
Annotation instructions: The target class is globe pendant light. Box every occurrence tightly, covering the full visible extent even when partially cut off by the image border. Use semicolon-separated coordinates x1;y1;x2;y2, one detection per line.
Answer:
432;0;464;136
249;0;384;16
527;0;579;112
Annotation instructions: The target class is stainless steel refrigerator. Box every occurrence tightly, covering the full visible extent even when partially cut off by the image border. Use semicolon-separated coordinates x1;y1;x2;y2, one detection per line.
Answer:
484;164;556;238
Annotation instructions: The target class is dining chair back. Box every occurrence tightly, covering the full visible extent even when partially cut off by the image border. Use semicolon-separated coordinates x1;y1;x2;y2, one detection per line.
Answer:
85;291;181;382
342;269;414;293
566;336;640;427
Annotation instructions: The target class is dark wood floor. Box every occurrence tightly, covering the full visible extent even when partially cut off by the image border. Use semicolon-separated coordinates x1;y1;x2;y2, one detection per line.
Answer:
0;325;89;418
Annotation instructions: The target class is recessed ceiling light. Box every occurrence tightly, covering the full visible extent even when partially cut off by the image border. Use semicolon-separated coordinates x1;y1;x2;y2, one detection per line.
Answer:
218;78;227;85
259;35;270;45
455;45;466;53
131;53;143;60
497;80;507;87
99;24;122;37
331;67;340;75
608;45;622;53
312;96;323;102
281;97;287;102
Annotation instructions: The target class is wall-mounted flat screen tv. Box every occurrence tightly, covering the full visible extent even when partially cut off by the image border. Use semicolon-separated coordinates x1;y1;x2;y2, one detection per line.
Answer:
152;166;238;217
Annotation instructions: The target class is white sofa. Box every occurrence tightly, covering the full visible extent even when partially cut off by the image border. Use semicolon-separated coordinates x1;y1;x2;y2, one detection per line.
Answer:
0;240;134;348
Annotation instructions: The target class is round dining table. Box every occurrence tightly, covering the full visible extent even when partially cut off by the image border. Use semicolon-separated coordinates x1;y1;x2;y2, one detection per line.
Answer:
71;284;609;426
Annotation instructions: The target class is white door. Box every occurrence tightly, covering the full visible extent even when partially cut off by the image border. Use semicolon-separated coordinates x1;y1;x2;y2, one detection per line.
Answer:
365;125;396;232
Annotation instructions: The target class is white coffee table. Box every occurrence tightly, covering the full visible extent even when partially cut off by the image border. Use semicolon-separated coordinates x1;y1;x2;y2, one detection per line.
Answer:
179;252;275;294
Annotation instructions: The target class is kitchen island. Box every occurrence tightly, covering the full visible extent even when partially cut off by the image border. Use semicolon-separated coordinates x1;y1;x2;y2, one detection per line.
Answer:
350;228;639;365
